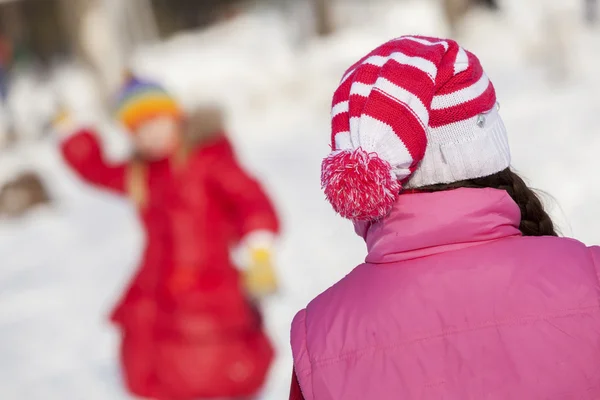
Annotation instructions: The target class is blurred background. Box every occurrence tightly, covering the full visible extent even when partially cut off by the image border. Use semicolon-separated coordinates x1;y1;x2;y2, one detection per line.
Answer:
0;0;599;398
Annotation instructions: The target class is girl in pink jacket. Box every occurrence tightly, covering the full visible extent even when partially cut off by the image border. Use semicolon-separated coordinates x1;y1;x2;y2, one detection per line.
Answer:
290;36;600;400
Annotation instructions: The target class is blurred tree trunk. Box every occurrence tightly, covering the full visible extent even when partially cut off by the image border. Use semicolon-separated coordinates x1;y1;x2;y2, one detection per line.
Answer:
313;0;334;36
476;0;499;10
585;0;598;24
59;0;114;104
151;0;248;38
123;0;159;49
442;0;470;36
58;0;159;106
57;0;154;109
1;1;36;69
0;2;26;46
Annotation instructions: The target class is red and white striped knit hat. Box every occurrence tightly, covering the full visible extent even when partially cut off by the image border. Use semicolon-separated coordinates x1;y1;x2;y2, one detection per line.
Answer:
322;35;510;221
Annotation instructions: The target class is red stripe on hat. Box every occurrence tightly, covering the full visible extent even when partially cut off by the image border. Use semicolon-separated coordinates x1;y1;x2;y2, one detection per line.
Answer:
351;63;386;88
344;37;451;82
435;50;482;95
345;62;434;125
411;35;448;44
434;45;461;86
346;66;384;119
381;61;435;107
348;92;370;120
362;90;428;162
332;75;353;107
332;112;350;138
375;39;447;65
429;81;496;126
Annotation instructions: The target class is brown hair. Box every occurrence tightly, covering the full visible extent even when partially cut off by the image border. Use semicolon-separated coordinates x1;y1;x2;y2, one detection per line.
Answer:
125;105;227;209
414;168;558;237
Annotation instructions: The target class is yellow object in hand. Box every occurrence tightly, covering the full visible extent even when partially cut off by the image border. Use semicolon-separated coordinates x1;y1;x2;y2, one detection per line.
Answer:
53;108;70;126
52;107;76;138
244;248;278;299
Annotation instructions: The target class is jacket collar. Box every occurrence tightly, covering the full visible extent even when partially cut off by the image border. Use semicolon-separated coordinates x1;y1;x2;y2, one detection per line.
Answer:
360;188;522;264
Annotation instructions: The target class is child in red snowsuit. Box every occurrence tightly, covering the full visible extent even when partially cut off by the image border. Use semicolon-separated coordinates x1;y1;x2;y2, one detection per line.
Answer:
57;77;280;400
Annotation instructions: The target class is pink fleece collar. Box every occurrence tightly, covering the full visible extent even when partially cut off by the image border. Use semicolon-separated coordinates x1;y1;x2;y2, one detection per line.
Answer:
362;188;522;264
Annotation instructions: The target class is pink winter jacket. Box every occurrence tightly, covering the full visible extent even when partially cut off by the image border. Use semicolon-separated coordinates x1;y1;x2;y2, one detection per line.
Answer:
291;188;600;400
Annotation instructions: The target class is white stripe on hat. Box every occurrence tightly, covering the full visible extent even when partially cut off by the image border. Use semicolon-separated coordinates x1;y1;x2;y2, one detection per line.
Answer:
431;73;490;110
357;115;414;180
350;81;375;97
345;78;429;130
454;47;469;75
334;131;353;150
341;52;438;84
373;77;429;129
349;116;361;145
331;101;349;118
388;53;438;81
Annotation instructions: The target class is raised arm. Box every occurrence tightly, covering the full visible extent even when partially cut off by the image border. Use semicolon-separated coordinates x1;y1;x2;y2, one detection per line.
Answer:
60;128;127;194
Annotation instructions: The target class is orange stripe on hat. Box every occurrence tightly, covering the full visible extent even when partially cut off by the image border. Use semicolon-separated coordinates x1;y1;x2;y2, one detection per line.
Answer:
115;78;182;133
118;96;181;132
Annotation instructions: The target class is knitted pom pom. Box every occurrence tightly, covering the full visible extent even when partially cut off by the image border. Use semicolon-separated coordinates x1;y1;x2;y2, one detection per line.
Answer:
321;148;401;221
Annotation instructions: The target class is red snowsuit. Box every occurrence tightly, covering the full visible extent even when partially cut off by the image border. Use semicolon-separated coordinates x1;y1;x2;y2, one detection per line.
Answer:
61;129;279;400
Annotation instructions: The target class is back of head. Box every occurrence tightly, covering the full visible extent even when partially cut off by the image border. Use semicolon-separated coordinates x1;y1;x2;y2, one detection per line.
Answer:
321;35;557;237
184;104;226;147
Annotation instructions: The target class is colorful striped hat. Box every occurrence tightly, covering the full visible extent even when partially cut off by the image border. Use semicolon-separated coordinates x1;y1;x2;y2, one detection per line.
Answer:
115;75;182;132
322;35;510;221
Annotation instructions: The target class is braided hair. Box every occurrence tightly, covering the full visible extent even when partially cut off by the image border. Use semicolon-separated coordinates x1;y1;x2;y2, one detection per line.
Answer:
415;168;558;237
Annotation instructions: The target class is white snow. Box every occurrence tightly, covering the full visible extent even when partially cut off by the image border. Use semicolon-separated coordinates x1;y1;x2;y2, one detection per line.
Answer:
1;0;600;398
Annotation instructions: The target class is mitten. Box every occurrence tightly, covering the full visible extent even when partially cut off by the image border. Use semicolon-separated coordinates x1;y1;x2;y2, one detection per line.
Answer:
236;231;278;299
244;246;278;299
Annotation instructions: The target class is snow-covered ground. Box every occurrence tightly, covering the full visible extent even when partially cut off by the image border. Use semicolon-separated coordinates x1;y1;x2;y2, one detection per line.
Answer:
1;0;600;398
